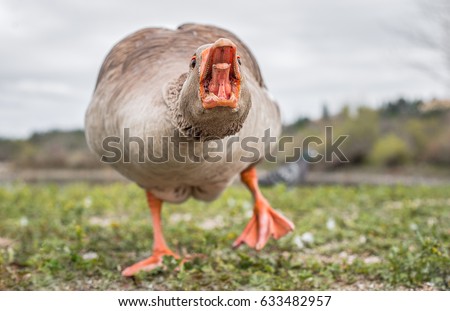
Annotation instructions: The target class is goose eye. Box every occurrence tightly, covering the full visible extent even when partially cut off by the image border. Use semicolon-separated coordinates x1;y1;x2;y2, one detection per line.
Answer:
237;56;241;65
190;56;196;69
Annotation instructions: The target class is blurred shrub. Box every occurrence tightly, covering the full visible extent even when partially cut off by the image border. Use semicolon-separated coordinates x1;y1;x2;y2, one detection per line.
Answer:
285;99;450;170
423;127;450;165
369;133;411;167
0;139;22;161
405;119;428;155
331;107;380;166
15;147;101;169
380;98;422;117
11;130;103;169
405;118;440;160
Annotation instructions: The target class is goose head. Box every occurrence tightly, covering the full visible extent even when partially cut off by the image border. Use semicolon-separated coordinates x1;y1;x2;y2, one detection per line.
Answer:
176;38;252;140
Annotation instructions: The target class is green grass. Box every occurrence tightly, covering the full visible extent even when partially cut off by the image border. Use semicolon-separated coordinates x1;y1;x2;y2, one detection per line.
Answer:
0;183;449;290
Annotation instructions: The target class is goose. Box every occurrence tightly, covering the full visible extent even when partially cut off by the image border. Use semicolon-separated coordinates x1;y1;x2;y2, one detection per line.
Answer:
85;23;294;276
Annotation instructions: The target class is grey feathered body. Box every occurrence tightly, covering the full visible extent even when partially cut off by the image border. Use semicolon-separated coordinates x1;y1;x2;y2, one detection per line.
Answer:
85;24;281;203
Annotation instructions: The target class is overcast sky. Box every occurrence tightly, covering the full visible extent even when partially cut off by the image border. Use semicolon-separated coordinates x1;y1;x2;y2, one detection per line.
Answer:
0;0;447;138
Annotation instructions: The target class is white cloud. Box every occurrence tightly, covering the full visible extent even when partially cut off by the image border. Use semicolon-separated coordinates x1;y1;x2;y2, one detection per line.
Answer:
6;79;73;96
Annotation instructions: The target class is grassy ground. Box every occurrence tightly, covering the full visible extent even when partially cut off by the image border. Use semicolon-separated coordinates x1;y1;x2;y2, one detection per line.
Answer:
0;183;449;290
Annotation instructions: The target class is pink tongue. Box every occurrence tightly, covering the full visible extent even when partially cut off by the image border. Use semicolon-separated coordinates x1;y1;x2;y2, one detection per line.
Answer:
209;63;231;99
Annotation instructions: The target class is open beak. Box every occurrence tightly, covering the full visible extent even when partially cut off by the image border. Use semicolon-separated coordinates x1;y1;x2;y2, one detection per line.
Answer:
199;38;241;109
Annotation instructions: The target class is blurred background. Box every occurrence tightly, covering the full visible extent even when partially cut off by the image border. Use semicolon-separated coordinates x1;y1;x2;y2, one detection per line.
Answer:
1;0;449;185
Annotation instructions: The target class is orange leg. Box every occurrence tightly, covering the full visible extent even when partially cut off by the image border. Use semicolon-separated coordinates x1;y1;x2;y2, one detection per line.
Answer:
233;167;295;250
122;191;178;277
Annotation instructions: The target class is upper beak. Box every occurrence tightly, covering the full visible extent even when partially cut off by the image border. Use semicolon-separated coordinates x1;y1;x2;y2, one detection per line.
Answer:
199;38;241;109
200;38;239;80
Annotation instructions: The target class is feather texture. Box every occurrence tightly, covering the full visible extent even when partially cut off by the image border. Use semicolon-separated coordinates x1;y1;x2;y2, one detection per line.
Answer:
85;24;281;203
